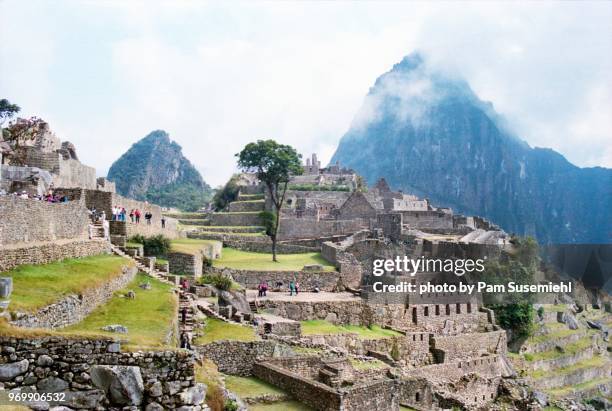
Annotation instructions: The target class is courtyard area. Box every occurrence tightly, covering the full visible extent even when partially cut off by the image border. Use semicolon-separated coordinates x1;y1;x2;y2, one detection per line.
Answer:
213;247;335;271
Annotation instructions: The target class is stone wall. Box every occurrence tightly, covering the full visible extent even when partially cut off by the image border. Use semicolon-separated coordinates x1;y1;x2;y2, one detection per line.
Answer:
253;359;400;411
432;331;506;361
197;340;277;376
0;196;90;246
0;239;110;273
10;264;137;328
187;231;317;254
400;210;454;230
208;266;341;292
209;212;262;226
168;252;202;277
278;218;365;241
0;336;205;410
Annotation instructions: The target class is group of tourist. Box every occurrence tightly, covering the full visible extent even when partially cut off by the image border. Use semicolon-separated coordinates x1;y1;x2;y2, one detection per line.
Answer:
257;280;301;296
0;188;68;203
111;207;156;225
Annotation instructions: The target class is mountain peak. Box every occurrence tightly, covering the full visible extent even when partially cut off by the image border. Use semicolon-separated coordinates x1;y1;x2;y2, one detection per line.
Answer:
107;130;211;211
332;55;612;243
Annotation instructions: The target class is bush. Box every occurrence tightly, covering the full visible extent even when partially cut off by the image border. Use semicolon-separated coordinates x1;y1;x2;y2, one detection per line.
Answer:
224;400;238;411
213;174;240;211
200;274;233;291
491;302;535;339
129;234;171;256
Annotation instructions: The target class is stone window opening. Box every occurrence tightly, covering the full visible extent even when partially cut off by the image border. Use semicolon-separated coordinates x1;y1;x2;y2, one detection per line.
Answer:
456;303;461;314
435;305;440;315
467;303;472;313
482;395;485;401
424;306;429;317
420;334;424;341
445;304;451;315
415;392;420;402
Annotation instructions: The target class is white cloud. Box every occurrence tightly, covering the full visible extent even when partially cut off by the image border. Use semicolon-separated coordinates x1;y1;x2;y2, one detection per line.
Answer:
0;0;610;187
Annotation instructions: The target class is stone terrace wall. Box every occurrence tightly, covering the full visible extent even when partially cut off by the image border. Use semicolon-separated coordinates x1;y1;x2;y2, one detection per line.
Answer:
432;331;506;361
253;360;399;411
0;196;89;246
197;340;277;376
187;232;316;254
11;264;137;328
278;218;365;241
168;252;202;277
209;266;341;292
0;336;204;410
0;239;110;273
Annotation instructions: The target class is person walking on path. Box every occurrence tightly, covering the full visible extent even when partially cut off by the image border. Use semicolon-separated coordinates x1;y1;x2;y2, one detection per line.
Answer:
161;216;166;228
289;281;296;296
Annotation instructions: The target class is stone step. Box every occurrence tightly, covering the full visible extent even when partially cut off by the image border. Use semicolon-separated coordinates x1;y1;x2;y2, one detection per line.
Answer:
209;212;263;227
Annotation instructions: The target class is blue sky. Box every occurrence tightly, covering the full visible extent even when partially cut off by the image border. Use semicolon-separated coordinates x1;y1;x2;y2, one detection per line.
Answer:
1;1;611;186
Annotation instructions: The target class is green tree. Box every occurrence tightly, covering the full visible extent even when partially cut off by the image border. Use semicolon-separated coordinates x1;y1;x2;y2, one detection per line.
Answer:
0;99;20;126
212;174;241;211
236;140;302;261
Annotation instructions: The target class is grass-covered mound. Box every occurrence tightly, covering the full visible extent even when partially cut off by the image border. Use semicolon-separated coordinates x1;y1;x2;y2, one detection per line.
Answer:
7;255;134;313
212;247;334;271
194;318;257;344
62;273;177;348
170;238;220;255
223;375;285;398
300;320;403;339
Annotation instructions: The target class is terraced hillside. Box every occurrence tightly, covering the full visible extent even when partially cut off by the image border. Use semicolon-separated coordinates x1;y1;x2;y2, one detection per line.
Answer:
510;304;612;408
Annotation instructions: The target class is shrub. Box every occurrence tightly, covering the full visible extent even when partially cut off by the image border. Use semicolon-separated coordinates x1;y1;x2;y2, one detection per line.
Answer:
200;274;233;291
224;400;238;411
206;384;225;411
128;234;171;257
213;174;240;211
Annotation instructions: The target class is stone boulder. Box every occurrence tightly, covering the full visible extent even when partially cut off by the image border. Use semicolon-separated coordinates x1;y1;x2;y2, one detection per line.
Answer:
90;365;144;406
303;264;324;272
218;289;251;314
559;311;579;330
37;377;69;392
178;383;207;405
0;359;29;381
101;324;129;334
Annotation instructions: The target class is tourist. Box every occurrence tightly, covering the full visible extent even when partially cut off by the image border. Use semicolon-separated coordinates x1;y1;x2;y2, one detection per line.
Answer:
180;332;191;350
181;307;187;324
289;281;296;296
121;207;127;221
262;280;268;297
161;216;166;228
135;209;141;224
145;211;152;225
129;209;135;223
295;281;300;295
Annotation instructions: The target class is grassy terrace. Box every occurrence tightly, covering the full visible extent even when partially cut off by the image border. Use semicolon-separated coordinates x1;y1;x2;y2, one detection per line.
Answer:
546;377;612;398
62;273;177;348
524;335;596;362
528;355;608;380
527;322;586;344
194;318;258;344
300;320;403;339
213;247;335;271
7;255;133;313
170;238;220;254
224;375;285;399
250;402;313;411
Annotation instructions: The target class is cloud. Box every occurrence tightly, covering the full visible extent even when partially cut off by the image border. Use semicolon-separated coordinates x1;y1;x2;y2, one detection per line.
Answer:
0;1;610;187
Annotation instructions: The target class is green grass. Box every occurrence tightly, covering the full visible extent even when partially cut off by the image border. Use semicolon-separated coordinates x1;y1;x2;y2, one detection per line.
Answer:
528;322;585;344
249;401;313;411
350;358;389;370
525;335;595;362
213;247;335;271
546;377;612;398
528;355;608;380
400;407;419;411
544;304;567;312
194;318;257;344
155;257;169;265
198;231;266;237
125;242;143;248
7;255;134;313
232;199;265;203
300;320;403;339
61;273;177;348
223;375;285;398
170;238;220;254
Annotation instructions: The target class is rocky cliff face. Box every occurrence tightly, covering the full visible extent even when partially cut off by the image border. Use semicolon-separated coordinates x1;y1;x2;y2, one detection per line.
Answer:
331;53;611;244
107;130;211;211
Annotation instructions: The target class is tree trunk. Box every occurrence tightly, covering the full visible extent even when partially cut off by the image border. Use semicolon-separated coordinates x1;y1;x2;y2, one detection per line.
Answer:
272;208;281;262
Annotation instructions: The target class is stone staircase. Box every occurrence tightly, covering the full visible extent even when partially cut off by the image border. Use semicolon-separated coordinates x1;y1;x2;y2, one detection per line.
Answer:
109;244;173;285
